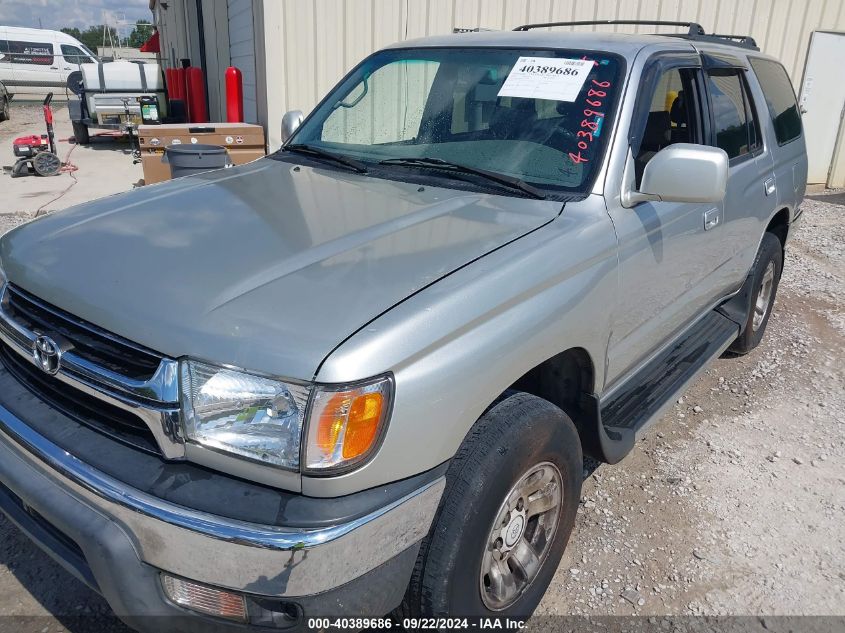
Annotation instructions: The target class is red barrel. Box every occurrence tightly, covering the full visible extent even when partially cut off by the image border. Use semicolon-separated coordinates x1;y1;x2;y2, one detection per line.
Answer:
166;68;183;101
174;67;186;101
185;67;208;123
225;66;244;123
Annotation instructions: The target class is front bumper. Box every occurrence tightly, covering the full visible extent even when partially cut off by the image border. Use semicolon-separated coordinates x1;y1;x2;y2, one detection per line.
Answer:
0;401;444;630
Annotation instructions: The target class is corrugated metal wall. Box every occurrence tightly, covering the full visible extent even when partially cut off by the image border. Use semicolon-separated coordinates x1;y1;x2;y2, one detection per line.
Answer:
228;0;259;123
267;0;845;122
157;0;845;177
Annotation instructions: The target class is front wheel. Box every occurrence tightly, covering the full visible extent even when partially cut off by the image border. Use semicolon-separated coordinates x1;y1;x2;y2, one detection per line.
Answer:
401;392;582;618
0;96;9;122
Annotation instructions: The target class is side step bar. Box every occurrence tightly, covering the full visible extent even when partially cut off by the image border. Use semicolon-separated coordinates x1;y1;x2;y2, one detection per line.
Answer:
584;310;739;464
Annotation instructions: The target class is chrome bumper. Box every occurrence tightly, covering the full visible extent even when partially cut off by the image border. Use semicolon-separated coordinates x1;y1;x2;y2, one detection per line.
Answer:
0;401;444;597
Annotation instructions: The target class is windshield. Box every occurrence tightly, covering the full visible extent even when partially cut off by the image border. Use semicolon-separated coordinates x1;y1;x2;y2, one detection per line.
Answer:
288;47;622;195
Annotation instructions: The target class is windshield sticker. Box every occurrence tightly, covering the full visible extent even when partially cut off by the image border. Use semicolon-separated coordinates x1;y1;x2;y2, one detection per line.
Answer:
568;79;612;165
498;57;592;102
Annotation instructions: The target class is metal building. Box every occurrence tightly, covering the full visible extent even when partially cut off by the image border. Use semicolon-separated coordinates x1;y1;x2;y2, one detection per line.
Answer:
150;0;845;187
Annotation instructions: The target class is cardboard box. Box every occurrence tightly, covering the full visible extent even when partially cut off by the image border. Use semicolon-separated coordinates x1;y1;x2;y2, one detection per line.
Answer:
138;123;266;185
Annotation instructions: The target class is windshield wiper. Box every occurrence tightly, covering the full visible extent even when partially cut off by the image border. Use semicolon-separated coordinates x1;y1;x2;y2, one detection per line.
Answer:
283;144;368;173
378;157;546;199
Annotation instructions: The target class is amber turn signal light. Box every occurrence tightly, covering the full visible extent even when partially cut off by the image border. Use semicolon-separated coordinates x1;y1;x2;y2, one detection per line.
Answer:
306;377;391;470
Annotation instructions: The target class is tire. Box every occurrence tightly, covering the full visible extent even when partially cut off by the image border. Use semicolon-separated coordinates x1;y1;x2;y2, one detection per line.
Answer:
72;120;90;145
401;392;583;619
0;96;9;122
728;232;783;355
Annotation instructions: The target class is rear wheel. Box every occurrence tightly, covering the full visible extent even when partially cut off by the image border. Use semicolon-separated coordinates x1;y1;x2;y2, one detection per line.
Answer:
72;120;89;145
401;392;582;618
0;96;9;122
728;232;783;354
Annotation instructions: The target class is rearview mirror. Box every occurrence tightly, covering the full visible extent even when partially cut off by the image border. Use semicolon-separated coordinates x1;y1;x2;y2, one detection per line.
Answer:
626;144;728;205
281;110;304;144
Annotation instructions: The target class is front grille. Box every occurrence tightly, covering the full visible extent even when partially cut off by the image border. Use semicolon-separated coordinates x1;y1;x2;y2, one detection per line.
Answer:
0;341;161;455
4;285;163;381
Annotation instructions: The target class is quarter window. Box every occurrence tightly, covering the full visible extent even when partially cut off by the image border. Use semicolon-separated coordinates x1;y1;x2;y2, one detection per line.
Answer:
0;40;54;65
706;70;761;160
749;58;802;145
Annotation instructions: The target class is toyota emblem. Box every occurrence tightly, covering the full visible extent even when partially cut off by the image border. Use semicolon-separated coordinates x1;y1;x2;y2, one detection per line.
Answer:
34;335;61;375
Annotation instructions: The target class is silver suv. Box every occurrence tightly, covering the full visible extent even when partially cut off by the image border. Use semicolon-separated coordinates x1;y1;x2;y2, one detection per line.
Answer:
0;20;806;630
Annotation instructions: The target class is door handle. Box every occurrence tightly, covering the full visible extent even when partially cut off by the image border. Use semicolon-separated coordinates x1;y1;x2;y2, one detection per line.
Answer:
764;178;776;196
703;208;721;231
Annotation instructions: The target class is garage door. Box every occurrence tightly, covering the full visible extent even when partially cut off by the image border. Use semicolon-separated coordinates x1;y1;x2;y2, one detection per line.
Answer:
228;0;257;123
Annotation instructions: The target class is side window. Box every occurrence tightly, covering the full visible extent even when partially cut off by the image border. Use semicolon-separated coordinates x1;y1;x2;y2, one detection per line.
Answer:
3;40;54;65
61;44;91;65
633;67;702;186
748;58;802;145
706;70;761;160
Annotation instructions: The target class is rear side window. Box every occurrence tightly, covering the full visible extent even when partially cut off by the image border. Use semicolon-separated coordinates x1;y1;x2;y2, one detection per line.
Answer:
706;70;761;160
0;40;54;65
749;58;802;145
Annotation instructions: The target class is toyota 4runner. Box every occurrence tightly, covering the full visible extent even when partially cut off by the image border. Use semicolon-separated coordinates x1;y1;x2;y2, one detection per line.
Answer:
0;20;806;632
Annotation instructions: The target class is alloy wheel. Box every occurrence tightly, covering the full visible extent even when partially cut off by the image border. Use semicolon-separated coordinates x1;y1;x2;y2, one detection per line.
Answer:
752;261;775;331
479;461;563;610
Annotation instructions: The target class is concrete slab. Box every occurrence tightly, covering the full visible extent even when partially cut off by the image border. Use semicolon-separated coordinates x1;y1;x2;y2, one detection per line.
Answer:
1;102;142;232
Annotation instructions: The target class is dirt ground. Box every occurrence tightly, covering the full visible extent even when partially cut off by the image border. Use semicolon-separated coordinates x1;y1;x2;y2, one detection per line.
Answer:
0;105;843;632
0;101;143;224
534;191;845;621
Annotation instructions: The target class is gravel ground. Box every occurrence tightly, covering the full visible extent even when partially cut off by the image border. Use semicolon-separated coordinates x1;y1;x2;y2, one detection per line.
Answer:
0;183;842;631
536;190;845;619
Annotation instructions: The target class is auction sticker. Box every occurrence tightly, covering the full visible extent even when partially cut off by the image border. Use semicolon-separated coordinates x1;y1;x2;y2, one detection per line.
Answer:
498;57;592;102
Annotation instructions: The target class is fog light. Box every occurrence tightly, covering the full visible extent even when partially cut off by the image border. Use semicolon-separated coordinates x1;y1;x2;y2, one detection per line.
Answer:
161;573;247;622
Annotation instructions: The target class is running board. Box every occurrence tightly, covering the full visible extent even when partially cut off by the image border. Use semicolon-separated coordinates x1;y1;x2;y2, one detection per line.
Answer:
592;311;738;464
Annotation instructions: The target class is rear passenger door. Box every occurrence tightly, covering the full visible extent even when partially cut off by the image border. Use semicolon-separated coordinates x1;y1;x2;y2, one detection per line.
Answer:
747;58;806;214
701;56;775;289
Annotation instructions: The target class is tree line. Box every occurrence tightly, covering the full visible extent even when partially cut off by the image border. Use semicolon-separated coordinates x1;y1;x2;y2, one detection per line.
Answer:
60;20;154;52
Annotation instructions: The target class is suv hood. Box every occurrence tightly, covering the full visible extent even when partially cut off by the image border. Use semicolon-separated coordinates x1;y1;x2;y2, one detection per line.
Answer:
0;158;559;380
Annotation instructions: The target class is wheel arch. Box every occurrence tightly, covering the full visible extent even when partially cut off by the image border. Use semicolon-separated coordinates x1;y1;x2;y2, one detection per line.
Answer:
502;347;606;460
766;207;791;251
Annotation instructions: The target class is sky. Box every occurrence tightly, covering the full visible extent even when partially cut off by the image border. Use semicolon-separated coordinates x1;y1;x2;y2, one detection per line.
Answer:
0;0;151;31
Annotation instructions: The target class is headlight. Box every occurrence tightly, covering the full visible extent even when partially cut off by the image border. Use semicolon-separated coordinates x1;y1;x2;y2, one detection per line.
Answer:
180;360;310;470
304;376;392;472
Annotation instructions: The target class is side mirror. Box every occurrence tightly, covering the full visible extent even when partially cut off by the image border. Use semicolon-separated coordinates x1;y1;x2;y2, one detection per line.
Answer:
281;110;304;144
625;144;728;206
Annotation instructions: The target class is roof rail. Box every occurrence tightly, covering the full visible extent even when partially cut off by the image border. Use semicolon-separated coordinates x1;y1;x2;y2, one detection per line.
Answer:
513;19;706;35
511;20;760;51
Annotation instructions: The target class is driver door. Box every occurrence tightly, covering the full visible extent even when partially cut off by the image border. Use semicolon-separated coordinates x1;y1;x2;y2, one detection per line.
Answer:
604;55;728;389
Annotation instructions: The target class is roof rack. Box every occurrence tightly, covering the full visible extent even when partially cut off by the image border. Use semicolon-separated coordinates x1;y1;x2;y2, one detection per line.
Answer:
513;19;706;35
511;20;760;50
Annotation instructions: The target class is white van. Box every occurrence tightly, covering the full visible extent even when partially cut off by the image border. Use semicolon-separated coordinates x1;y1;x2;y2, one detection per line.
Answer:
0;26;98;101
